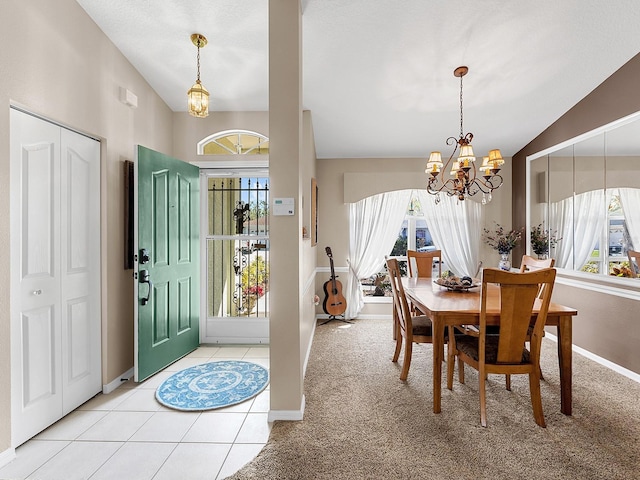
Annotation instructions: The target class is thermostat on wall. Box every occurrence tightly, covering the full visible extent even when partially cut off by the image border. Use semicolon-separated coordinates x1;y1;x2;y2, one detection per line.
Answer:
273;198;295;216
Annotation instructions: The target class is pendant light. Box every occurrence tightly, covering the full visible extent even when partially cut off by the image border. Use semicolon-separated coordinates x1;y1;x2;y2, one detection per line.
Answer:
187;33;209;118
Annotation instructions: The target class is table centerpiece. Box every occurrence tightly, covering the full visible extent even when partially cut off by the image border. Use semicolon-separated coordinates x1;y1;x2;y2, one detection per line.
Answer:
483;223;523;271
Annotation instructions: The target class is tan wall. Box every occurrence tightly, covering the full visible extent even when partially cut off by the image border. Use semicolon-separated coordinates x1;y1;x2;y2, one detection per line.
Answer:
268;0;308;415
0;0;175;450
315;156;513;317
513;52;640;375
553;283;640;374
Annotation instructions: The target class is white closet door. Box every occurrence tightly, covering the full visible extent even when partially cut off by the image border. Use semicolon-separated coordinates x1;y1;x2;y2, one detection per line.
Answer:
60;128;101;413
10;109;101;446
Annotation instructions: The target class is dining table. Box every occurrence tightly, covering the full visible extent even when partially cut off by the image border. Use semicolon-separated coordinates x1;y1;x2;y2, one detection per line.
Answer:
402;277;578;415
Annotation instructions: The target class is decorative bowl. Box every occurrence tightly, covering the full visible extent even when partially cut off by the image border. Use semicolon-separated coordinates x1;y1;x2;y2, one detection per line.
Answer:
434;277;480;291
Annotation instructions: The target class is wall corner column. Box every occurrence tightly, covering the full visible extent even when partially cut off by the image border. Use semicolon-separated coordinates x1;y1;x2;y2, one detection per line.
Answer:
268;0;305;416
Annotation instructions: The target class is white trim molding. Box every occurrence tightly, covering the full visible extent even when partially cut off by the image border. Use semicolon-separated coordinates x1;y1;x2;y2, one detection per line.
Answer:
556;272;640;302
545;333;640;384
103;367;134;394
363;296;392;304
0;448;16;469
315;313;393;321
316;266;349;274
268;395;306;422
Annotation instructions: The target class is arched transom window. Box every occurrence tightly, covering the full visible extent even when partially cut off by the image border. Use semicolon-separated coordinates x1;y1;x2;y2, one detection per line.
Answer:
198;129;269;155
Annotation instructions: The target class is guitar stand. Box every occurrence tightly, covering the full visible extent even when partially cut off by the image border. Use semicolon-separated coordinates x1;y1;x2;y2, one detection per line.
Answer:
320;314;353;325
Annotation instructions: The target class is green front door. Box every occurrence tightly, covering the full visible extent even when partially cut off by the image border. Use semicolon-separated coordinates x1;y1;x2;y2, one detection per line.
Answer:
135;145;200;381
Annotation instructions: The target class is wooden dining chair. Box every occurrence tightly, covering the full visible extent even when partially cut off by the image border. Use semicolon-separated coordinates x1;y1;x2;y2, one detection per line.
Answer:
407;249;442;279
406;249;442;315
465;254;555;383
520;255;555;272
627;250;640;277
387;257;441;381
447;267;556;427
480;255;556;390
458;256;553;339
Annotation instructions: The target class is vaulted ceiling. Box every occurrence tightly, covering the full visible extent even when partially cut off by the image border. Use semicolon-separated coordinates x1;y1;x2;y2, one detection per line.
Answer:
76;0;640;159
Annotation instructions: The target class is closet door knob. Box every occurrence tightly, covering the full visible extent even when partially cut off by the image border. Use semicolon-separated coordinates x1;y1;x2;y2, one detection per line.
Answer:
33;289;42;295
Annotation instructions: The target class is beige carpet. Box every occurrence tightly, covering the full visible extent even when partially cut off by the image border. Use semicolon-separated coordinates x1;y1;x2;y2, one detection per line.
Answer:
228;319;640;479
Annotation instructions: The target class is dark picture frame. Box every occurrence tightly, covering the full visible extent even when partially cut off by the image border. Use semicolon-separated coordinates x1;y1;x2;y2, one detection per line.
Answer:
124;160;134;269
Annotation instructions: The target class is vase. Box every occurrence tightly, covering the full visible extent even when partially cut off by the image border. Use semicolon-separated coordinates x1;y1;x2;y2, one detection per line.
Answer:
498;253;511;271
537;252;549;260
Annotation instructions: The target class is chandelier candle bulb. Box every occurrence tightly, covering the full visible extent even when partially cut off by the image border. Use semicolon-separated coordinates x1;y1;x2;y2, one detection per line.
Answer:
426;151;443;175
479;156;491;177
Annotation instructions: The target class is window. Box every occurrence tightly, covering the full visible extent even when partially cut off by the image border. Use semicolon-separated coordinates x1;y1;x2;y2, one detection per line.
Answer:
361;192;436;297
198;130;269;155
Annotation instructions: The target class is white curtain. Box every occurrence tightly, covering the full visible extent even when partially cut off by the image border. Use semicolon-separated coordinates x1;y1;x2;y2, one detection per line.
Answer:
345;190;412;319
418;191;483;278
550;190;607;269
618;188;640;250
549;197;574;269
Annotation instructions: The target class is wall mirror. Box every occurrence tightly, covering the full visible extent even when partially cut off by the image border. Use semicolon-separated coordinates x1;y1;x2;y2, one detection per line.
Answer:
527;112;640;279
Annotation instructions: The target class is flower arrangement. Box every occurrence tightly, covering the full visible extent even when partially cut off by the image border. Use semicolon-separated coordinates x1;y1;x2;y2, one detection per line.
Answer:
483;223;523;254
611;265;634;277
530;223;561;256
246;284;265;297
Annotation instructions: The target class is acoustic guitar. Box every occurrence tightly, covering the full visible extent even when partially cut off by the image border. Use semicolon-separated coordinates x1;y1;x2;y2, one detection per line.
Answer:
323;247;347;317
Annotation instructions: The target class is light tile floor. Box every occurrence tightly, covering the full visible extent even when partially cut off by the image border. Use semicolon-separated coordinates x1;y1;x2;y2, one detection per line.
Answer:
0;346;270;480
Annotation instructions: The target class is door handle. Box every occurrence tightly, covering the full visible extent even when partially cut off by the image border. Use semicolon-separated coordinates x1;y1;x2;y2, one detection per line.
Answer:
139;269;152;306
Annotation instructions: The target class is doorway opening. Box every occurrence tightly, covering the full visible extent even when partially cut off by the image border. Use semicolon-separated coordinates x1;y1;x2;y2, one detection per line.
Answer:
201;173;270;344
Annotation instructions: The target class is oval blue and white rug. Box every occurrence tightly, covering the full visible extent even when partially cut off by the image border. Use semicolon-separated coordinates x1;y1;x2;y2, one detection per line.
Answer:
156;360;269;411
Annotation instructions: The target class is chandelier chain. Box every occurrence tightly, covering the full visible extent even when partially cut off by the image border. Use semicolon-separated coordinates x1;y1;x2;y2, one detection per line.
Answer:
459;74;464;138
196;44;201;83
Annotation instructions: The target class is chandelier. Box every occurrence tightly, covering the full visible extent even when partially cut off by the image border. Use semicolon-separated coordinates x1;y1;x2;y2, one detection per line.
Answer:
425;66;505;204
187;33;210;118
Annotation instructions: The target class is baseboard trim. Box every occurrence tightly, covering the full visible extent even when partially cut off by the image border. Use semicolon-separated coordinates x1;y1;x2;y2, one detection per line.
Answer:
103;367;134;394
545;332;640;384
0;447;16;469
315;314;392;321
267;395;305;422
303;320;317;378
352;314;393;320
